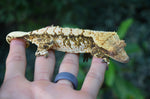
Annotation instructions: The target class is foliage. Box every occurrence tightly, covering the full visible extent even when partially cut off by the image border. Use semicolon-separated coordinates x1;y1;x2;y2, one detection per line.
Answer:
104;19;144;99
117;18;134;39
78;19;145;99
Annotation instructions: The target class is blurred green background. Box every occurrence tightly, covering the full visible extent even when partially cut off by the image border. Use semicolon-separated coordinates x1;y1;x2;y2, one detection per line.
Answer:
0;0;150;99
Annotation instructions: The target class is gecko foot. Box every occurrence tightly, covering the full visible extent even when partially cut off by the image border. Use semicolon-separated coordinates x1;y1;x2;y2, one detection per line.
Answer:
35;49;49;58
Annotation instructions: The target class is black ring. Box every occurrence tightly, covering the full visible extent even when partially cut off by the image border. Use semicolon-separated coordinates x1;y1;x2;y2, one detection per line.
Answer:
54;72;78;89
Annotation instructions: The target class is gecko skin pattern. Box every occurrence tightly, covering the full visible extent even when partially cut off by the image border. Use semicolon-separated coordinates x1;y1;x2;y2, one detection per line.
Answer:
6;26;129;64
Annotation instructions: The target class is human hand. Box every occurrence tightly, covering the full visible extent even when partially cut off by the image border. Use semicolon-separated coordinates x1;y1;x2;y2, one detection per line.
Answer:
0;39;106;99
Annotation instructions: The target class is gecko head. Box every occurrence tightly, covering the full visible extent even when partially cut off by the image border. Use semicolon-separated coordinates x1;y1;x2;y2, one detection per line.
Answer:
6;31;30;48
93;32;129;63
107;40;129;63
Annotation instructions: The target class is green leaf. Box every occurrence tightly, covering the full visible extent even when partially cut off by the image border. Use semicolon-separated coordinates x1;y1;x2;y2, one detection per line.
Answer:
113;76;144;99
117;18;134;39
77;68;86;89
125;43;141;54
105;61;116;87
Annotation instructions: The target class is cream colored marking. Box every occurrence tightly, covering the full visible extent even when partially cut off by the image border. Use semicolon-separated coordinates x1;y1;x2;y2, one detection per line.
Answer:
72;28;83;36
83;30;93;37
55;26;61;35
47;26;55;35
62;28;71;36
32;27;47;34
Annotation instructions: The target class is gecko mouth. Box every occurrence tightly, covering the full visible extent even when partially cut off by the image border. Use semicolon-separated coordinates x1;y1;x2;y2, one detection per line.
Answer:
92;46;129;63
109;48;129;63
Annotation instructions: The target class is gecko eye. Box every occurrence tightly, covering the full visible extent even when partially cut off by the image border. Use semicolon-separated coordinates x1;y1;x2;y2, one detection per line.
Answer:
119;40;126;48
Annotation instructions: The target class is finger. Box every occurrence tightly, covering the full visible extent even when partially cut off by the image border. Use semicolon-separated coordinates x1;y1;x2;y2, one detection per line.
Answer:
5;39;26;81
34;50;55;81
56;53;79;89
81;57;106;97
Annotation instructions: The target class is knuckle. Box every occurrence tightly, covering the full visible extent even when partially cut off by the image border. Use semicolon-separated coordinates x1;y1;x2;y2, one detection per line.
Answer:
6;53;25;64
4;74;23;82
62;58;78;66
34;71;50;81
37;71;49;76
87;71;104;82
38;71;49;77
12;54;25;61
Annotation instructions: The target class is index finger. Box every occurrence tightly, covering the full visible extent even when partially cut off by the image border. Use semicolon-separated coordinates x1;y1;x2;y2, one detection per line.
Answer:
81;57;106;97
5;39;26;81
